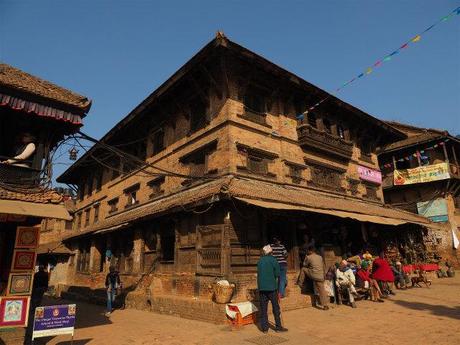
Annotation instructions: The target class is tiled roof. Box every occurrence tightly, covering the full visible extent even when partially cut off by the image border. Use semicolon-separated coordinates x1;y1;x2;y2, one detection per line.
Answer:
64;175;442;241
0;186;64;204
382;132;444;152
0;63;91;112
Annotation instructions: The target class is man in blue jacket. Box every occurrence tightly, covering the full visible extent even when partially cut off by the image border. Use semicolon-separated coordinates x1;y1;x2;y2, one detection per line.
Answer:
257;245;288;333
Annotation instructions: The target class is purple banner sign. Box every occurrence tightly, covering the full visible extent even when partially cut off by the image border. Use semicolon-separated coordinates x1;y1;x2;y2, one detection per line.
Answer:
32;304;76;339
358;166;382;185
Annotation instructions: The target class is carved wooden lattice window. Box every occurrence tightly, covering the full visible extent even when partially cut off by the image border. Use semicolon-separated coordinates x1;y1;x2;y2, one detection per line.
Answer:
348;179;360;196
309;165;343;191
365;185;379;200
248;155;268;175
108;197;119;214
148;176;165;199
289;165;303;184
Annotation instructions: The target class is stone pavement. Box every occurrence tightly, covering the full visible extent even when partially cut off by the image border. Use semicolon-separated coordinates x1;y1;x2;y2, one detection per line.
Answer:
32;275;460;345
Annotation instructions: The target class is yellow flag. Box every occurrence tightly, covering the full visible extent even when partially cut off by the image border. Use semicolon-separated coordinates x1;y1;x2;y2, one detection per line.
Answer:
412;35;421;42
366;67;372;75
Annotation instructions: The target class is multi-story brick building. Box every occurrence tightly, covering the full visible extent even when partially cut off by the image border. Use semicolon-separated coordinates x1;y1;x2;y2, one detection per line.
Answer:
56;33;443;319
378;121;460;265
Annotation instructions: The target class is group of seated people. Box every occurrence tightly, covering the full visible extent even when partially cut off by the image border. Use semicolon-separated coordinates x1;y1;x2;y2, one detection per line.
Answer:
327;251;410;308
299;247;412;310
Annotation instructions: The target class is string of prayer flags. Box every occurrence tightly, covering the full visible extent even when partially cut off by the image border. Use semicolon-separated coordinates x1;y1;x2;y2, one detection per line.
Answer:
303;6;460;115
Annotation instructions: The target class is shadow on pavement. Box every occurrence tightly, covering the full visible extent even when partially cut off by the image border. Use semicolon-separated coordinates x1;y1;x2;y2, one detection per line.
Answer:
55;339;92;345
394;300;460;320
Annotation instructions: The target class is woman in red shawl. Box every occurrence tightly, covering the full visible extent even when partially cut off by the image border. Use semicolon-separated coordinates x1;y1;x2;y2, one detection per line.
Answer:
371;252;395;296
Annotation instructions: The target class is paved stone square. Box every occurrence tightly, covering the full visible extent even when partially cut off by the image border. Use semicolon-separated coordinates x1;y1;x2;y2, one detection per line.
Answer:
34;275;459;345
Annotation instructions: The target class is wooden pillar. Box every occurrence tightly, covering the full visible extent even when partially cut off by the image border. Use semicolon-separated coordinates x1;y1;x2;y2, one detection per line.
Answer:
290;220;299;271
132;228;145;274
452;145;458;166
442;143;449;163
361;223;368;242
89;238;100;274
222;212;231;278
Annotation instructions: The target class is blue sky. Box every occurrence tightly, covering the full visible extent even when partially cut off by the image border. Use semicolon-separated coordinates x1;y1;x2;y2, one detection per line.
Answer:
1;1;459;178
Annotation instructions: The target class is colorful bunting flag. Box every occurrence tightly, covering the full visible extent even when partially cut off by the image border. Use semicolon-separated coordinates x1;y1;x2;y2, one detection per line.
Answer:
296;6;459;114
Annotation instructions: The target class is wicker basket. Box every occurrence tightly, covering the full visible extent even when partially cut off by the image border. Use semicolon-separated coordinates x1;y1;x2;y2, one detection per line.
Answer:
212;283;235;304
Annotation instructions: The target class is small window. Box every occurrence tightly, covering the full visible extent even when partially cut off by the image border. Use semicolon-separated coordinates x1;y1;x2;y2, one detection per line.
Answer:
365;185;379;200
77;243;90;273
124;184;140;208
307;113;317;128
289;165;303;184
94;204;100;223
148;177;165;199
323;119;332;134
108;198;119;214
152;129;165;155
84;209;90;226
248;155;268;175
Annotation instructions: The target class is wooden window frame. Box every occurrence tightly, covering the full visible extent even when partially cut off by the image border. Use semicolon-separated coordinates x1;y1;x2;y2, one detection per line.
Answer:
124;183;140;209
108;197;119;214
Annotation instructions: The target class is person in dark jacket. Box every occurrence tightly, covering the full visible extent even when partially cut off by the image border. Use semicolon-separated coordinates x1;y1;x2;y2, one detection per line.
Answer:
257;245;288;333
105;266;121;317
31;265;49;307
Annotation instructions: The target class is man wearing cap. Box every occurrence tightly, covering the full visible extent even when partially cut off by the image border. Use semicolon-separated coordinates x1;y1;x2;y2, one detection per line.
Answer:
257;245;288;333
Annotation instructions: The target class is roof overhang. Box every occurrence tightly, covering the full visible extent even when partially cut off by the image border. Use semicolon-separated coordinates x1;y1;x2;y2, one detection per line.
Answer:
0;199;72;220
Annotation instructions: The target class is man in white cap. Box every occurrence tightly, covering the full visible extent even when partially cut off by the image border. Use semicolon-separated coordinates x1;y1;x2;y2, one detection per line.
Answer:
257;245;288;333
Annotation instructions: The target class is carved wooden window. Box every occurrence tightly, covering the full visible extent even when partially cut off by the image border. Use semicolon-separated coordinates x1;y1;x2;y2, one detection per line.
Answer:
248;155;268;175
288;164;304;184
309;164;344;191
151;129;165;155
94;204;100;223
124;183;140;209
337;125;345;139
148;176;165;199
180;140;217;180
307;113;317;128
84;209;90;226
347;179;360;196
65;220;73;230
108;197;119;214
365;185;379;200
323;119;332;134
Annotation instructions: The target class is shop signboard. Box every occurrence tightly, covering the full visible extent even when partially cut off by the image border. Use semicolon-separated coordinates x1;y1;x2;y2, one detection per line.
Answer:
358;166;382;185
394;162;450;186
416;198;448;223
32;304;76;340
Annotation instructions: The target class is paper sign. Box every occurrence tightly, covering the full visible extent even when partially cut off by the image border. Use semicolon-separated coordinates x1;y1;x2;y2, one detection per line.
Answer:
32;304;76;339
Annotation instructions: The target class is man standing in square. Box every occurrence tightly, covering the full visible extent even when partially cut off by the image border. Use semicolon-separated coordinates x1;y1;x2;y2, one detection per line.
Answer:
257;245;288;333
270;237;288;298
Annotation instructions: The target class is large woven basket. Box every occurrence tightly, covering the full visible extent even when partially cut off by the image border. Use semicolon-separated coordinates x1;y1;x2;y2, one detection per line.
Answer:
212;283;235;304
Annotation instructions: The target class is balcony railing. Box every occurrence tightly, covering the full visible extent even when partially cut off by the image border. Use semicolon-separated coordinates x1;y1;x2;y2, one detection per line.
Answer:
297;123;353;160
0;162;41;186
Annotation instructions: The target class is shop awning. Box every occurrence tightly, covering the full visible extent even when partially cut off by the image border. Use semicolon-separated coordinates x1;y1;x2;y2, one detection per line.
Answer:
235;197;407;226
0;199;72;220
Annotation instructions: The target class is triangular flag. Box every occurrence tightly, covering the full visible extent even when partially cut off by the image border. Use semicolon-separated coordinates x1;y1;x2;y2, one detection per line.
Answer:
374;60;382;67
383;56;392;62
357;73;364;78
390;50;399;56
366;67;372;75
400;43;409;49
412;35;421;42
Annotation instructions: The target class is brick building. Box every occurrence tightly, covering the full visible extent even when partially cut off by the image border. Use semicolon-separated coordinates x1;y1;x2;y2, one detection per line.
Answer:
378;121;460;265
56;34;444;320
0;63;91;344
